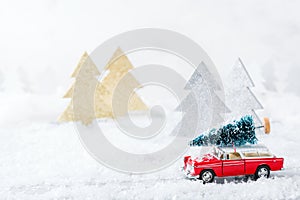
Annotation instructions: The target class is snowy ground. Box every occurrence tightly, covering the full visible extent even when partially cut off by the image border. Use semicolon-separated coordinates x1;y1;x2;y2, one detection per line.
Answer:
0;92;300;200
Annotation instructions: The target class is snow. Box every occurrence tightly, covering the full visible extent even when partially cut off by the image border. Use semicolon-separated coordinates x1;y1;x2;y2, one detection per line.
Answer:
0;91;299;199
0;64;300;199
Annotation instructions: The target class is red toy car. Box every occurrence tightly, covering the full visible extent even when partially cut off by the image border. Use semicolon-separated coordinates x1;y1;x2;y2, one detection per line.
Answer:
183;144;284;183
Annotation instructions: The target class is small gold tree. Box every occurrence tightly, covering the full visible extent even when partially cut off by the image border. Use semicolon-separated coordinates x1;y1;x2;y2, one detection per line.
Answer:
58;52;101;125
94;48;148;118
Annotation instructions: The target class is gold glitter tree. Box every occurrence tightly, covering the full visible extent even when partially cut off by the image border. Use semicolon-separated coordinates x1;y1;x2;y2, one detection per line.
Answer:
58;52;101;125
94;48;148;118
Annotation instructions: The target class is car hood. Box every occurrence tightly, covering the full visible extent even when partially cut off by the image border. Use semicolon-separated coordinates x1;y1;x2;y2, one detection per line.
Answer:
194;153;219;163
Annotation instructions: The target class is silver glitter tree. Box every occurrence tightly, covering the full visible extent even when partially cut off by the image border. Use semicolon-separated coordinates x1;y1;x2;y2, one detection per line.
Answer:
224;58;263;126
171;62;229;138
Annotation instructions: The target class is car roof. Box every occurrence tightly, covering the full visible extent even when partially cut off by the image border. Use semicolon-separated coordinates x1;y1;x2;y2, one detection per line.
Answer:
217;144;270;153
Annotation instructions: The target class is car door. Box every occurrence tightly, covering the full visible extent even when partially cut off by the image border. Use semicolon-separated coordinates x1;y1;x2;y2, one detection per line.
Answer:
222;152;245;176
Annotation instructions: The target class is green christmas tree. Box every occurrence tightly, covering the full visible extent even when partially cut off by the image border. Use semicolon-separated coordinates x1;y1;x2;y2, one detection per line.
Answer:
190;115;258;147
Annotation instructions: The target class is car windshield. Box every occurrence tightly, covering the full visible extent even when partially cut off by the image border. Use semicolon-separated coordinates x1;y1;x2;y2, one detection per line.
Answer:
210;147;222;159
188;146;222;159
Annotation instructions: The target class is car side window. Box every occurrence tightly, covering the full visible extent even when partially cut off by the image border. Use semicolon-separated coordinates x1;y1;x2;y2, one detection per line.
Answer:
243;152;259;157
220;154;229;160
221;153;242;160
229;152;242;160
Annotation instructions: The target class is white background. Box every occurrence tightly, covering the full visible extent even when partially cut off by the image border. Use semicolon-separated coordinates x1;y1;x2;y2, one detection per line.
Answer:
0;0;300;199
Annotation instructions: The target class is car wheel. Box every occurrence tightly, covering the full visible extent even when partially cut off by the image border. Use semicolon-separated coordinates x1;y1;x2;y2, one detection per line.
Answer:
200;170;215;184
255;166;270;180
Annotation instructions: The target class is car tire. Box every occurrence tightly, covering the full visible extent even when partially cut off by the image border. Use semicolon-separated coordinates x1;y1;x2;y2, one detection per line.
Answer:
200;170;215;184
254;165;270;180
